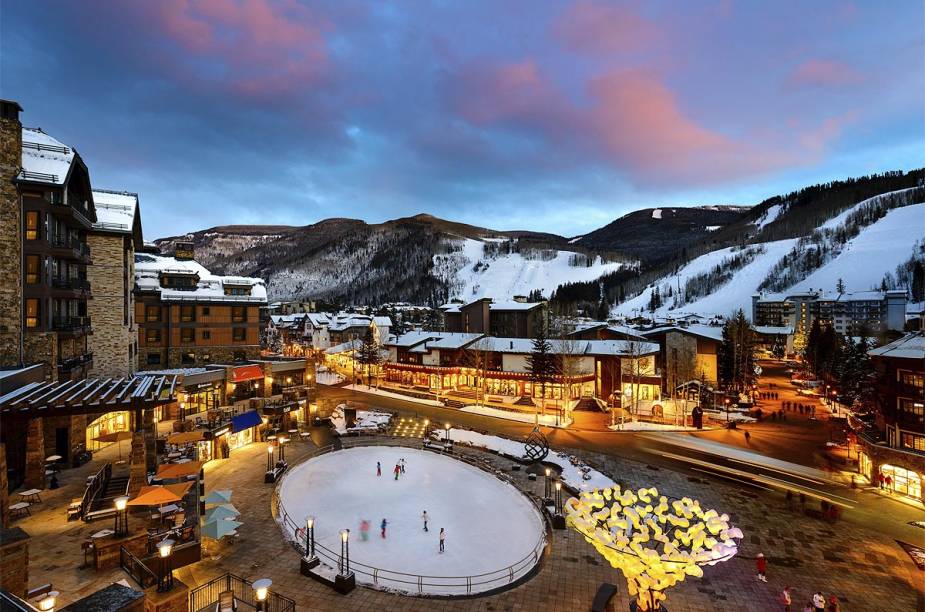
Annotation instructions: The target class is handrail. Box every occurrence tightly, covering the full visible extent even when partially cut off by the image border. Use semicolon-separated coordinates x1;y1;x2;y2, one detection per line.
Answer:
189;572;295;612
272;437;548;595
120;545;158;589
80;462;111;520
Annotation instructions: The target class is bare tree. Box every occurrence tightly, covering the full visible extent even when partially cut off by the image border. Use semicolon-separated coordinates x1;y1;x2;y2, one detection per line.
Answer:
462;342;489;407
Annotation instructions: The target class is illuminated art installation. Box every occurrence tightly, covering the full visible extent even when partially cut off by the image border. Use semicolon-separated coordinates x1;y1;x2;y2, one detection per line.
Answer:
565;486;743;611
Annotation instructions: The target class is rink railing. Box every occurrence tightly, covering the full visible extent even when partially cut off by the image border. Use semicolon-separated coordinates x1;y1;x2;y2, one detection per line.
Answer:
272;437;550;596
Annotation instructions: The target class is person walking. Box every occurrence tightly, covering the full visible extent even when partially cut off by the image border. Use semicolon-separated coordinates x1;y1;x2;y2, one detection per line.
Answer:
780;586;792;612
826;595;839;612
756;552;767;582
745;430;752;444
422;510;429;532
394;463;401;480
812;592;826;611
381;518;388;539
884;474;893;492
439;528;445;553
878;471;885;489
376;461;381;477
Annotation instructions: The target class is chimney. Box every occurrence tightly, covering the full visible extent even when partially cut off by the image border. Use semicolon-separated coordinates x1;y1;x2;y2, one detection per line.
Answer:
174;240;195;261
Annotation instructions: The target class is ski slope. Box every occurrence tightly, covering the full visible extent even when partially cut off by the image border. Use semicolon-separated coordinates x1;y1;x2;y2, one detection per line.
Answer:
434;237;626;300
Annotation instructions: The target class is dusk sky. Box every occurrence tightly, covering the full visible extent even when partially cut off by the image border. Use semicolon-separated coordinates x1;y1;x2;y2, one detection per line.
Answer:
3;1;923;240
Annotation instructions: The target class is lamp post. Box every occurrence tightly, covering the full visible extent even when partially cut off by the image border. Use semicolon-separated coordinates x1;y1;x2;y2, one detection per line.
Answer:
339;529;350;575
306;516;315;559
444;423;451;443
831;389;838;416
724;398;730;423
544;467;551;501
278;437;288;462
266;444;274;471
37;591;58;612
423;419;429;439
157;539;174;592
554;481;562;515
114;495;129;537
253;578;272;612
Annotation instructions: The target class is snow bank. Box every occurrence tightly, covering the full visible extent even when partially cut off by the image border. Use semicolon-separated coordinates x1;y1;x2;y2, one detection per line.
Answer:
607;422;699;431
316;370;344;385
330;406;394;435
342;384;444;406
458;404;572;428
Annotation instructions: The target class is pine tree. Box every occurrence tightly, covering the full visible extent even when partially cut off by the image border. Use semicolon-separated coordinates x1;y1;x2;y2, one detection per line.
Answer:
912;260;925;302
354;326;382;387
836;278;846;294
717;310;756;394
526;318;557;424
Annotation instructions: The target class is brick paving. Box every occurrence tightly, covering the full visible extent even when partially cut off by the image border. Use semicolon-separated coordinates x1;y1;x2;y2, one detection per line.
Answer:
9;433;924;611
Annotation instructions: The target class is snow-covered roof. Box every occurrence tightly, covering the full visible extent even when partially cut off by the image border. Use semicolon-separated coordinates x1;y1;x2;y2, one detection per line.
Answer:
373;316;393;327
92;189;138;234
422;333;484;350
470;337;659;357
270;314;307;326
135;253;267;303
19;127;74;185
571;322;648;341
868;332;925;361
489;301;544;311
305;313;331;328
325;340;360;354
136;367;209;376
752;325;794;336
439;303;462;313
388;330;440;348
642;324;724;343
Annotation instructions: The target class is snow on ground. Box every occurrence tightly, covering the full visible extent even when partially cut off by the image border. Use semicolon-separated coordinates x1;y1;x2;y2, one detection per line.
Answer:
652;208;662;219
458;404;572;428
442;429;616;493
754;204;782;231
607;422;699;431
342;384;444;406
277;447;545;595
434;237;625;300
788;203;925;294
614;238;799;318
330;406;394;434
820;187;920;230
315;370;344;385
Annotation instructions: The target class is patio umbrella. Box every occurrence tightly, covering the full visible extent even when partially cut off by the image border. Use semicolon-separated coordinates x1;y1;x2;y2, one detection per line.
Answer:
94;430;133;461
203;490;232;504
126;486;183;506
156;461;203;480
204;505;239;522
201;519;241;540
167;431;205;445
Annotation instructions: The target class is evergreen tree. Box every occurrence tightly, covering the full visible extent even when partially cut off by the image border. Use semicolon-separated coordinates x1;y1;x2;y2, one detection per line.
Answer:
912;260;925;302
836;278;846;294
717;310;756;394
526;318;557;423
771;334;786;360
354;326;383;387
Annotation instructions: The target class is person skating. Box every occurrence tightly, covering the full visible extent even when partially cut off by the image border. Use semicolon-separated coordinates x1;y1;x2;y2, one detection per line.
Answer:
780;586;792;612
439;528;445;553
756;552;767;582
400;458;406;474
394;463;401;480
826;595;839;612
377;461;381;477
422;510;429;532
360;520;370;541
381;518;388;538
812;592;825;611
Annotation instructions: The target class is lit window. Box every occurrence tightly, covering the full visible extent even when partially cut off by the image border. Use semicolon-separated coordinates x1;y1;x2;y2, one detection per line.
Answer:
25;211;39;240
25;255;40;284
25;298;40;328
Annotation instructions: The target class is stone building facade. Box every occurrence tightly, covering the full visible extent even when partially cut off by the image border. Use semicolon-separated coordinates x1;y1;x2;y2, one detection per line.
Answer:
0;100;23;368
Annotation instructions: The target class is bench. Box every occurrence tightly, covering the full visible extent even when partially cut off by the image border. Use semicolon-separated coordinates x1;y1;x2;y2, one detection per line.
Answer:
591;583;618;612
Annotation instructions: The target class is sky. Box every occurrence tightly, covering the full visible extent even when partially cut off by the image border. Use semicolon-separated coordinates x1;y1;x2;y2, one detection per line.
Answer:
3;1;923;240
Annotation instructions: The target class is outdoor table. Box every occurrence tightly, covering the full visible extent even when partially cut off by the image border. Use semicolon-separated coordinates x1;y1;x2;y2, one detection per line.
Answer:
45;455;62;462
167;452;181;459
19;489;42;503
91;528;115;539
10;502;30;518
300;432;311;439
288;428;299;434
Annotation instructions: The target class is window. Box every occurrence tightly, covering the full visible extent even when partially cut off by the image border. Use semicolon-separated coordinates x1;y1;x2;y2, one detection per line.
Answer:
25;211;39;240
180;305;195;322
146;328;161;343
181;352;195;365
25;255;40;284
146;352;161;365
224;286;251;296
145;306;161;322
900;432;925;452
231;306;247;323
202;307;210;316
202;330;211;340
898;398;924;427
233;327;246;342
181;328;195;344
25;298;40;328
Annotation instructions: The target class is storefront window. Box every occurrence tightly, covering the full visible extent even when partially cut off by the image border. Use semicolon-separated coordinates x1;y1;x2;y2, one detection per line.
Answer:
858;452;871;480
86;411;130;451
881;464;922;499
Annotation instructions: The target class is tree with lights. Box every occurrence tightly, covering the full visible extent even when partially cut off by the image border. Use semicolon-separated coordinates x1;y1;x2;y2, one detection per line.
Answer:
566;486;743;611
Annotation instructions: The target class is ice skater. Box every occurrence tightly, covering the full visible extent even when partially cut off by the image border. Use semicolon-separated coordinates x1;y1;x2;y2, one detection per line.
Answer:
360;520;370;541
421;510;429;532
439;528;445;553
394;463;401;480
381;518;388;538
400;458;406;474
376;461;381;477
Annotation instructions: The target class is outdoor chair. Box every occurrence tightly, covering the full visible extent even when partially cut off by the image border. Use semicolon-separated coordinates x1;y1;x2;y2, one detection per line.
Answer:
216;590;236;612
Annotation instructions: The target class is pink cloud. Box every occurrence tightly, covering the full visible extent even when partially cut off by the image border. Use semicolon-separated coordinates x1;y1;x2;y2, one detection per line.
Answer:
554;1;661;55
786;59;864;89
151;0;330;98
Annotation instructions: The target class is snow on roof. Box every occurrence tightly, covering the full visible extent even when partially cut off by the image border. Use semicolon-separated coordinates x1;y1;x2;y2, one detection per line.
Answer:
388;330;440;348
19;127;74;185
92;189;138;234
136;367;209;376
325;340;360;354
424;333;483;350
135;253;267;303
373;316;393;327
470;337;659;357
439;303;462;313
489;301;543;311
306;313;331;328
868;332;925;360
752;325;794;336
643;324;725;343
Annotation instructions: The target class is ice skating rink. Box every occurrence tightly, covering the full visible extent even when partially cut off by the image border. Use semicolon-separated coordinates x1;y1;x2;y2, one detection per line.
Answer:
277;446;546;594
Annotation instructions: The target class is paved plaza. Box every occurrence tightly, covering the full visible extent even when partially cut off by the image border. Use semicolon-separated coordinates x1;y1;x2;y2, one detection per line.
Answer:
10;427;923;611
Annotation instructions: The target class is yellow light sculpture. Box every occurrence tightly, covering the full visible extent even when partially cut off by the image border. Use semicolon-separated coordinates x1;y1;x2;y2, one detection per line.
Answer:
565;486;743;611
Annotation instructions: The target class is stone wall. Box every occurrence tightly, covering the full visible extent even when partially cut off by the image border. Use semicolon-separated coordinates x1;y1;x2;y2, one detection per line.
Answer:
0;527;29;598
23;332;57;381
164;345;260;369
87;233;134;378
0;444;8;528
0;111;22;368
24;418;44;489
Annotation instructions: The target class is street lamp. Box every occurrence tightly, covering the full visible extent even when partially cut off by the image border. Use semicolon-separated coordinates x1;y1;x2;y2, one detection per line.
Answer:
278;437;288;462
724;398;731;423
37;591;58;612
114;495;129;537
339;529;351;575
157;539;174;592
444;423;451;443
266;444;274;471
554;481;562;514
544;467;551;501
253;578;272;612
306;516;315;559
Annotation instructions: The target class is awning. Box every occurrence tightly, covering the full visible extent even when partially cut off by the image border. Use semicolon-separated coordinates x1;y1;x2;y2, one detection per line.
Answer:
167;431;205;444
232;410;262;432
232;365;264;383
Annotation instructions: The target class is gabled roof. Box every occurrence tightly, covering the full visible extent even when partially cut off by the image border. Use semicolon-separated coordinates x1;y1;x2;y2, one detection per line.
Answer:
135;253;267;303
469;337;659;357
19;127;75;186
642;324;724;343
92;189;144;247
489;301;544;312
868;332;925;360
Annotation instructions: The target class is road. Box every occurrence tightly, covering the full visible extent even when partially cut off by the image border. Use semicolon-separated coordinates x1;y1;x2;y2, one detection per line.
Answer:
318;381;925;545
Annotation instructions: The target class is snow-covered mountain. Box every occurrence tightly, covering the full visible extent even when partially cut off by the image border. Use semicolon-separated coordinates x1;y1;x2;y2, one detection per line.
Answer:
615;188;925;318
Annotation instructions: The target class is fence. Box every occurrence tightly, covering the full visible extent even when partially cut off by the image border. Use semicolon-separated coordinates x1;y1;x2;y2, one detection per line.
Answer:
272;437;549;596
189;573;295;612
80;462;111;521
120;546;158;589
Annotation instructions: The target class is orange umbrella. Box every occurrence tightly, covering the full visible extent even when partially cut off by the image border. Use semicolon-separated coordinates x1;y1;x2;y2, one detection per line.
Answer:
167;431;205;444
126;485;183;506
94;430;133;460
156;461;203;479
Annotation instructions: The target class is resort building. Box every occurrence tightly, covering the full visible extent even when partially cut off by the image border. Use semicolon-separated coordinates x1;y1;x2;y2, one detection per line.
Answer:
135;244;267;370
855;332;925;503
441;297;546;338
641;325;723;391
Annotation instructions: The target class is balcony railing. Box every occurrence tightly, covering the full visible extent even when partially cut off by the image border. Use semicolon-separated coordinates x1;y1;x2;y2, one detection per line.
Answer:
59;352;93;372
52;315;91;331
48;235;92;260
51;277;90;291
